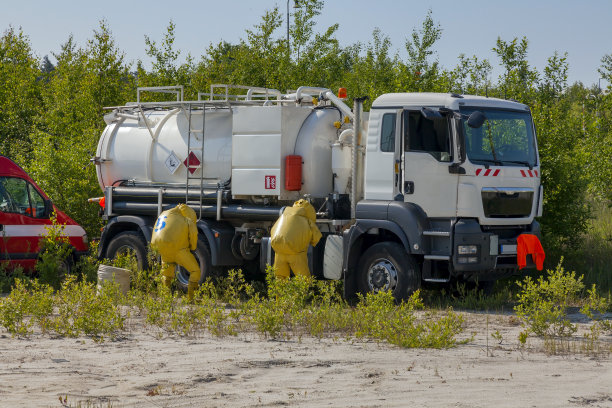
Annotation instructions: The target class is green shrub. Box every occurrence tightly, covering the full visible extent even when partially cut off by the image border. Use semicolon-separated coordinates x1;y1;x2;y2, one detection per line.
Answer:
73;241;99;283
0;279;34;337
354;290;464;348
54;276;125;341
0;262;26;293
35;212;74;289
514;259;583;338
27;280;55;334
515;259;612;354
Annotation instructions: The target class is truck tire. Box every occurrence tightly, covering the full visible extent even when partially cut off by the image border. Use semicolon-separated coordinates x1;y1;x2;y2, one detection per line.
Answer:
175;237;211;292
357;242;421;302
105;231;148;271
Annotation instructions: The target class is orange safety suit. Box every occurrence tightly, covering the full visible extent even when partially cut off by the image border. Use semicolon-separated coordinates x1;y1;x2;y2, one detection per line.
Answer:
270;199;322;279
151;204;200;299
516;234;545;271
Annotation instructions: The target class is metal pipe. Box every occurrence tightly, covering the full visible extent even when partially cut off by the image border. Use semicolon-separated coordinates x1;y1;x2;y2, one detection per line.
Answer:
338;128;353;144
110;187;230;203
116;113;139;121
351;98;364;220
105;186;113;218
322;90;354;120
216;189;222;221
286;0;290;55
295;86;330;102
157;188;163;216
111;202;282;221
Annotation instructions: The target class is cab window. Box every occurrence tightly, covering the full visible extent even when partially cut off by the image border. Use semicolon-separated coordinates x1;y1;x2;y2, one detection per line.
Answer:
0;177;47;218
403;111;452;162
380;113;396;152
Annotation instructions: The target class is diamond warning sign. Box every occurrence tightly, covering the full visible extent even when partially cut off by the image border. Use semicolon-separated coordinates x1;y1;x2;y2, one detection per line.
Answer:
183;151;201;175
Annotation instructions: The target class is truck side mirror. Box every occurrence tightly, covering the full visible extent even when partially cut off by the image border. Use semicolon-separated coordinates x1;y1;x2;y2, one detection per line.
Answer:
43;199;54;218
467;111;485;128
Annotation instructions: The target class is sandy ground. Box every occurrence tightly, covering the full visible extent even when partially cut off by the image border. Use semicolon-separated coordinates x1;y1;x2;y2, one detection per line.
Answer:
0;312;611;408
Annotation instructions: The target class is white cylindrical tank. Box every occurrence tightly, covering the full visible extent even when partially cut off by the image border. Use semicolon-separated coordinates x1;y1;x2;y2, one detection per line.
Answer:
332;142;352;194
96;104;343;200
294;108;339;198
96;109;232;190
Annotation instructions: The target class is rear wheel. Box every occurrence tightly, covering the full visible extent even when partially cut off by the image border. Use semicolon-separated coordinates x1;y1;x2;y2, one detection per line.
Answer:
175;237;212;292
357;242;421;302
105;231;148;270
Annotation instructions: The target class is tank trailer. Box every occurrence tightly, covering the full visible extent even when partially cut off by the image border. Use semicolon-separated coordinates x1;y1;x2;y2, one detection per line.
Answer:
93;85;542;300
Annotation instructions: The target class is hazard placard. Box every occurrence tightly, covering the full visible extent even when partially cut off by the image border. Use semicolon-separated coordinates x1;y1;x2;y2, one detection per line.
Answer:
265;175;276;189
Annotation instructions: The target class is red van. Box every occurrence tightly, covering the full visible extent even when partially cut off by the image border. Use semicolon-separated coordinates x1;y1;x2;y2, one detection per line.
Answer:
0;156;88;273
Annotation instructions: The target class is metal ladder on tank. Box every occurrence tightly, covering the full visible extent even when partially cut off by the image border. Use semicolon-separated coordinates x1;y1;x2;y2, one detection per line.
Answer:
184;103;206;220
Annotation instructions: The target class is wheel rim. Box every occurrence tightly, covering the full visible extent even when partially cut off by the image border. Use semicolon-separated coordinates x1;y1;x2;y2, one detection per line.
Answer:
113;245;137;260
176;265;191;285
366;258;398;292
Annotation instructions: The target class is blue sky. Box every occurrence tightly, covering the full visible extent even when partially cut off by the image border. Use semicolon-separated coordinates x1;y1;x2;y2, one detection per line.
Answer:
2;0;610;88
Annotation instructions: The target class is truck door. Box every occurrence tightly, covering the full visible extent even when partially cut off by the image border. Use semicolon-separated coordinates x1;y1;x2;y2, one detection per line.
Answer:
401;110;458;217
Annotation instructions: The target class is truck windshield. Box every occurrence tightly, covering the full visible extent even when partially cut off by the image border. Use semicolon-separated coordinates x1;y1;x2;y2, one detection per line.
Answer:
461;108;537;167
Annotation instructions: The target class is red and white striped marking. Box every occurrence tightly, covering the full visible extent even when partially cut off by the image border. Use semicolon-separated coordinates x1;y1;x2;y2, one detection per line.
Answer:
475;168;500;176
520;169;539;177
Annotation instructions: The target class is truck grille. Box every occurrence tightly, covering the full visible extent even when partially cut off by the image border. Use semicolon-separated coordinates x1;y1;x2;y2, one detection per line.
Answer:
481;187;533;218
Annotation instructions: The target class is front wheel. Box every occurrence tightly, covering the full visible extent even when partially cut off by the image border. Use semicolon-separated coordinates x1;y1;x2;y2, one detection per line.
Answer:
175;237;212;292
357;242;421;302
105;231;148;270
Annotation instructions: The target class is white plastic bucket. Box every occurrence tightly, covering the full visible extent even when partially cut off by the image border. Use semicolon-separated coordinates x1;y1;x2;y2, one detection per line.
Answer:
97;265;131;295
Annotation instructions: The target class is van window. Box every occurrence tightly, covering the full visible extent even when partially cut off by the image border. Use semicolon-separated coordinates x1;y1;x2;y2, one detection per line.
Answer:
403;111;452;162
380;113;396;152
0;177;47;218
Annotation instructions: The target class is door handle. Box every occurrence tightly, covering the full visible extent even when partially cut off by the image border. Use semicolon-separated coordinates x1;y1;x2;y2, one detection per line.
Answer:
404;181;414;194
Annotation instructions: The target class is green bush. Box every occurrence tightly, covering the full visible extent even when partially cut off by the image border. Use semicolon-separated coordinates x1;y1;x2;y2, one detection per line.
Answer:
54;275;125;341
0;262;26;293
0;279;34;337
355;290;464;349
35;212;74;289
514;260;583;338
515;259;611;353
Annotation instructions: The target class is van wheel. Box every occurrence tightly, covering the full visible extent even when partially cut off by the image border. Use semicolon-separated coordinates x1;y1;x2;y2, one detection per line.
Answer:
105;231;148;270
175;237;212;292
58;256;72;280
357;242;421;302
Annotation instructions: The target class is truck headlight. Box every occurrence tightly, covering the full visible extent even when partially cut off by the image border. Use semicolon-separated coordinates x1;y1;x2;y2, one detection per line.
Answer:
457;245;478;255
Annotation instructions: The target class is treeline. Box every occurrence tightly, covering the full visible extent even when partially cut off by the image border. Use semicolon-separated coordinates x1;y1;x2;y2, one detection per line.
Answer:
1;1;611;255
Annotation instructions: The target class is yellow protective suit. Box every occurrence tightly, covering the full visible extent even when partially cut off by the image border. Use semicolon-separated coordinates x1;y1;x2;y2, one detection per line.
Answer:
150;204;200;300
270;199;322;279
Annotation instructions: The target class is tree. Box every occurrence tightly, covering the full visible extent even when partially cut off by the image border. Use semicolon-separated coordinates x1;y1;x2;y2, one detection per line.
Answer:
0;27;42;160
399;10;443;92
450;54;492;95
27;22;134;236
492;37;539;101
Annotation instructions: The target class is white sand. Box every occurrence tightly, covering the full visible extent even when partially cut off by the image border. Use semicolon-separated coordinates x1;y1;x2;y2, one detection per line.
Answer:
0;312;611;408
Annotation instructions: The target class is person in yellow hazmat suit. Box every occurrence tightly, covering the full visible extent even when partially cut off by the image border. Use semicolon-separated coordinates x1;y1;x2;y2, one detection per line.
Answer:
150;204;200;300
270;199;322;279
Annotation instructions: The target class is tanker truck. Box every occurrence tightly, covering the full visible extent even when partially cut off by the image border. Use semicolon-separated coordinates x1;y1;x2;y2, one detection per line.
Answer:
92;84;542;300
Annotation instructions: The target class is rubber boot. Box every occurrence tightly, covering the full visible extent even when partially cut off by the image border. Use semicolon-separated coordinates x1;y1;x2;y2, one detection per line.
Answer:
187;282;199;302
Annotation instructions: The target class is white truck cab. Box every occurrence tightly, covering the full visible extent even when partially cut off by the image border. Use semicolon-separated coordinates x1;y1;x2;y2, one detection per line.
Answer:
345;93;542;295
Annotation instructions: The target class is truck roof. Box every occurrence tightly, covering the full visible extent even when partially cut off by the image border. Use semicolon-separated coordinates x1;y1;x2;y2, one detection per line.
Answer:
371;92;529;111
